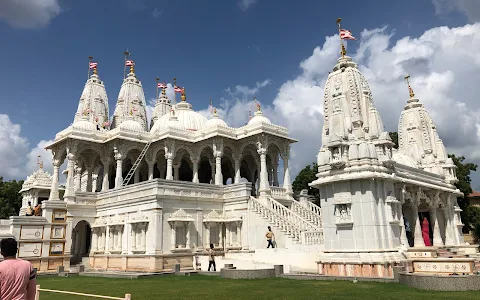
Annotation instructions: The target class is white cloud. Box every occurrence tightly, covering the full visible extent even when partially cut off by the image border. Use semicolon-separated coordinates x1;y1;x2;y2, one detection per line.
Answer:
0;114;62;181
433;0;480;22
238;0;258;11
0;0;61;29
216;23;480;189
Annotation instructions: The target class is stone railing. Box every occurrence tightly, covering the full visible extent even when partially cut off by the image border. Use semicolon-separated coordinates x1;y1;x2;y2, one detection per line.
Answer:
267;198;320;232
291;201;322;228
74;192;97;205
249;197;301;241
96;180;251;206
301;230;324;245
270;186;289;200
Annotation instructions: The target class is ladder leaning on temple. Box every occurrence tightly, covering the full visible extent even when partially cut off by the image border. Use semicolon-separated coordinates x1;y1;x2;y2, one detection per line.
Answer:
122;141;152;186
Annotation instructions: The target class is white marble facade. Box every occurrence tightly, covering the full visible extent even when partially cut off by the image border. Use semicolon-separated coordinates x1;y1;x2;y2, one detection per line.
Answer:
310;55;467;276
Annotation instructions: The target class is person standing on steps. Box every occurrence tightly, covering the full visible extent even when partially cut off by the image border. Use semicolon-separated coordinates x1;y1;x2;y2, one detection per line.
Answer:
266;226;275;248
207;244;216;271
0;238;37;300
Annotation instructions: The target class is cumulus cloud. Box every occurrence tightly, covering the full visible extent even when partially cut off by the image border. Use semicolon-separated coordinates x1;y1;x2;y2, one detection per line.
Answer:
0;0;61;29
433;0;480;22
215;23;480;188
0;114;62;181
238;0;258;11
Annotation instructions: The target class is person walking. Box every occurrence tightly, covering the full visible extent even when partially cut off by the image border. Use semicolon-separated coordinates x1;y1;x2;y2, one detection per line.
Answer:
207;244;216;271
0;238;37;300
266;226;275;248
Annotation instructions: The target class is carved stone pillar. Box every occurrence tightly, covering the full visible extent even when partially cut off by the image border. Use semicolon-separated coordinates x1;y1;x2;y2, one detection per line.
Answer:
74;166;82;191
192;160;199;183
49;159;61;200
257;147;270;198
134;167;140;183
65;152;76;198
215;155;223;185
234;156;241;184
237;221;242;248
101;158;110;191
165;154;174;180
282;151;292;196
114;149;123;188
185;222;190;248
398;206;409;247
147;160;155;181
173;164;180;181
273;159;279;187
171;222;176;249
443;207;455;246
205;223;210;248
86;166;93;192
430;207;443;246
411;202;425;247
210;161;215;184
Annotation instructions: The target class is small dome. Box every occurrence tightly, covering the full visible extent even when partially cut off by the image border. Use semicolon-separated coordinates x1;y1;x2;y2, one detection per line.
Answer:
119;118;144;133
206;109;228;128
248;110;271;126
72;118;96;132
154;101;207;131
393;152;418;168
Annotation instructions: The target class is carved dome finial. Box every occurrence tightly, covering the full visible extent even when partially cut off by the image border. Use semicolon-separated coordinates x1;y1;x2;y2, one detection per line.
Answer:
254;96;261;111
37;155;43;170
404;75;415;98
181;87;186;101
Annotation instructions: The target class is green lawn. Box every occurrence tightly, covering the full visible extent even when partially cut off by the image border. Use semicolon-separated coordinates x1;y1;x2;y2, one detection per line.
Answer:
36;275;477;300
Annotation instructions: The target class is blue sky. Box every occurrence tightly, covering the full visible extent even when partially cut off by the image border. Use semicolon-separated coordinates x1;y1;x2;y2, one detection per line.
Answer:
1;0;480;190
0;0;465;141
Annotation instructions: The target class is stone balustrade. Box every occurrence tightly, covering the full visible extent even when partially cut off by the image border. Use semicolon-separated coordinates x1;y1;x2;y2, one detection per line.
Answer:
94;180;252;206
302;231;324;245
270;186;288;200
267;198;320;232
291;201;322;228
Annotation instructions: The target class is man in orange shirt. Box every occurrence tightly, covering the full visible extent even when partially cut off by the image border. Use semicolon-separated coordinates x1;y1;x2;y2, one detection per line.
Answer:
0;238;37;300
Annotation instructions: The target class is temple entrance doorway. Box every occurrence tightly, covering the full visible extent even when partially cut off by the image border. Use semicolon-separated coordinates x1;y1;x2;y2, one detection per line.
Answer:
70;220;92;265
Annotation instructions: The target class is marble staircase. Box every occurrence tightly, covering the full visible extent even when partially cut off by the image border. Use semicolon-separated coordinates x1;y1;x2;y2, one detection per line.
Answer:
437;248;468;258
248;197;323;245
290;200;322;229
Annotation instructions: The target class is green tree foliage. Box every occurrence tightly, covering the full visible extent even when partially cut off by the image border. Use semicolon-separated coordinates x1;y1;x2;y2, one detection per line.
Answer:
448;154;479;233
292;163;319;202
389;132;399;149
0;177;23;219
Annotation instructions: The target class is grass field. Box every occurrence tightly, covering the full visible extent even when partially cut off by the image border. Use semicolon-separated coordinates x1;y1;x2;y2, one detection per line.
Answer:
36;275;478;300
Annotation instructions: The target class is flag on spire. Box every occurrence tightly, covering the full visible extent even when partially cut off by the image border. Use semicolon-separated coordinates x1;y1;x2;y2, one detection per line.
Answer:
340;29;356;40
89;62;98;69
126;60;135;66
157;82;167;89
174;85;183;93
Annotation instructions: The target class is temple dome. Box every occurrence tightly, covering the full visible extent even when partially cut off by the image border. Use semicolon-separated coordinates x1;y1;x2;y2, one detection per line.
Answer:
119;118;144;133
72;117;97;132
392;152;418;168
248;110;271;126
73;72;109;128
154;101;207;132
206;110;228;128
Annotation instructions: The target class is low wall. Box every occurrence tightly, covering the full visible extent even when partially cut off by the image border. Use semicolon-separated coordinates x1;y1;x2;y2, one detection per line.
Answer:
398;272;480;291
220;268;276;279
89;253;193;272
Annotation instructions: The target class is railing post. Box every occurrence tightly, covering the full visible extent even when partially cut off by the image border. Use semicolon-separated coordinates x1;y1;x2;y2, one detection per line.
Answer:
35;285;40;300
125;293;132;300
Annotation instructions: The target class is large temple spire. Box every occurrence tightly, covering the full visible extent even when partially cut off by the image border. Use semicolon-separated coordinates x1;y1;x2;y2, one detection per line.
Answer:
72;57;109;130
110;52;148;131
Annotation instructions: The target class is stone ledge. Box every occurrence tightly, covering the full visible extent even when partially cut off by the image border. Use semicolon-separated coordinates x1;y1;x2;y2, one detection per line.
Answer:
279;274;395;283
220;268;276;279
399;272;480;291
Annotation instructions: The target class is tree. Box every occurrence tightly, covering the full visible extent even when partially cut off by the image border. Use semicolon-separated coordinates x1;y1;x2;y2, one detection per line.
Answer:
389;132;399;149
448;154;479;233
0;177;24;219
292;163;319;202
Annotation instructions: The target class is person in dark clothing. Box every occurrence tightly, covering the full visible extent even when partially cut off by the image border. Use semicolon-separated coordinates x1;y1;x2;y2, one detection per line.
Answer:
207;244;216;271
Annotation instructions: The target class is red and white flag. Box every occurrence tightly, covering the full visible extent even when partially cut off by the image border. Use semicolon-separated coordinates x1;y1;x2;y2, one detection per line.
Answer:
174;85;183;93
157;82;167;89
340;29;356;40
89;62;98;69
126;60;135;66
